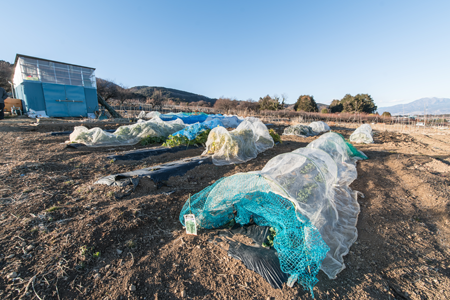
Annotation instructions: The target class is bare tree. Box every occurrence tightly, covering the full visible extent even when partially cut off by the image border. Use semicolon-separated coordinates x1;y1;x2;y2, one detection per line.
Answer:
116;85;133;105
214;98;238;111
237;99;259;111
0;60;13;93
96;78;120;101
152;89;164;109
281;93;288;108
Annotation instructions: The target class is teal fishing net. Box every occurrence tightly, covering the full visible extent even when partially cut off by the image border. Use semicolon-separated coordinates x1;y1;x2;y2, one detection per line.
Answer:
179;173;329;296
334;132;368;160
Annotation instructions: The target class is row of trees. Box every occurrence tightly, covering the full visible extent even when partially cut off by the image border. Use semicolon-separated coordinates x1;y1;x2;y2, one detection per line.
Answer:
221;94;376;114
213;98;259;111
329;94;377;114
96;78;379;114
291;94;377;114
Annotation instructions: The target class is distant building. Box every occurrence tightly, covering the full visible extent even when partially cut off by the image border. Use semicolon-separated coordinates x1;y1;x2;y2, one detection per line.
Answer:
13;54;98;117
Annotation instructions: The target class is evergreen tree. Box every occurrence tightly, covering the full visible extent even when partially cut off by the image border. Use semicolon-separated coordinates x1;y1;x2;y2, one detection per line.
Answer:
340;94;377;113
294;95;318;112
329;99;343;113
259;95;282;110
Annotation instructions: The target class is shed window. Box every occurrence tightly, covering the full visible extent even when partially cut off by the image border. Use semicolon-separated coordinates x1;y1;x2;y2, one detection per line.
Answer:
16;57;96;88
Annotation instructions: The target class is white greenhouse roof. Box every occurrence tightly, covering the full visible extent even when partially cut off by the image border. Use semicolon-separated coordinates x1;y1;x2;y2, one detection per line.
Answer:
13;54;96;88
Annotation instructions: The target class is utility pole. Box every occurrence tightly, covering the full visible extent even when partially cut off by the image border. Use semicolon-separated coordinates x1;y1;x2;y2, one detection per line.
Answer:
424;101;427;126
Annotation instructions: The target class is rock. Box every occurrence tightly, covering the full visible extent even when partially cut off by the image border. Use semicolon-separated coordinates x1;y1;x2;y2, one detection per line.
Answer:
7;272;17;279
157;217;162;222
94;273;101;279
26;245;35;251
117;249;123;255
105;264;110;269
6;254;15;259
181;290;186;298
129;284;136;291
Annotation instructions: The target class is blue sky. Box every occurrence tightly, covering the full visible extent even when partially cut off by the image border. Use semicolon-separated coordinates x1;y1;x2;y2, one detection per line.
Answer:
2;0;449;107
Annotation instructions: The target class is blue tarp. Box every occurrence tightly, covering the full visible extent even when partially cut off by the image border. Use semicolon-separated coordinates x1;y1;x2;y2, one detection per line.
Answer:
159;112;210;124
171;119;223;140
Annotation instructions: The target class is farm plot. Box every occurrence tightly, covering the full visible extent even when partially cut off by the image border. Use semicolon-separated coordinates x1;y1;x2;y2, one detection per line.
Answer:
1;117;450;300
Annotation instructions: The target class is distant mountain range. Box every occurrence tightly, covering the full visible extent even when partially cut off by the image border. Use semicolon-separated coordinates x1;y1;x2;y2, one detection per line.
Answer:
378;97;450;115
130;86;216;104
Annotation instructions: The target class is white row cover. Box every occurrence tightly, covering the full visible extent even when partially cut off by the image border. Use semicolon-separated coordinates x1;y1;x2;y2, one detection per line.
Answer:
69;117;185;147
283;124;317;137
137;111;161;119
309;121;330;133
349;124;374;144
283;121;330;137
203;117;274;165
256;132;364;279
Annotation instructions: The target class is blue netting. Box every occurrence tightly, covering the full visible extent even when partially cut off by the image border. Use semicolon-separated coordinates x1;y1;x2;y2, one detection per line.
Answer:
180;173;329;296
171;119;223;140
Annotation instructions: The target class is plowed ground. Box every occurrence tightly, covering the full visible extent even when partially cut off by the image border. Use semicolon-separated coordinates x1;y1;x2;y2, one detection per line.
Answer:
1;118;449;300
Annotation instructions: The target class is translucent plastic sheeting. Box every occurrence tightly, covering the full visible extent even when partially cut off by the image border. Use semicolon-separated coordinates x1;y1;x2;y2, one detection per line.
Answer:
69;116;185;147
203;117;274;165
259;143;362;279
349;124;374;144
28;109;49;118
137;111;161;119
307;132;366;184
170;119;223;140
179;173;329;296
283;124;316;137
204;115;243;128
309;121;330;134
180;132;366;293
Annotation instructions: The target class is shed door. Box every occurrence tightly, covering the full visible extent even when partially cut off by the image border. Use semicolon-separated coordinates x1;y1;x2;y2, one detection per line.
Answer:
42;83;67;117
64;86;88;117
42;83;87;117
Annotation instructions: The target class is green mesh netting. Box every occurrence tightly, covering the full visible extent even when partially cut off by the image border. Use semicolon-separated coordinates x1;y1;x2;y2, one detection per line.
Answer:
179;173;329;296
335;132;368;160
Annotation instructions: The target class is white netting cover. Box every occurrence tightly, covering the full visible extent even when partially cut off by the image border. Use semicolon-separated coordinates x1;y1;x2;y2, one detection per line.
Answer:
349;124;374;144
69;117;185;147
204;115;242;128
256;134;361;279
307;132;358;184
309;121;330;134
137;111;161;119
283;124;316;137
203;117;274;165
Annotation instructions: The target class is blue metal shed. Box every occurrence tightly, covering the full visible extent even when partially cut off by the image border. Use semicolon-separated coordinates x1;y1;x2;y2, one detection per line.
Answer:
13;54;98;118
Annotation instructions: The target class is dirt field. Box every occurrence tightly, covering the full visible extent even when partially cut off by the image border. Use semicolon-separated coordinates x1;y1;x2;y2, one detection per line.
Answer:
1;117;449;300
